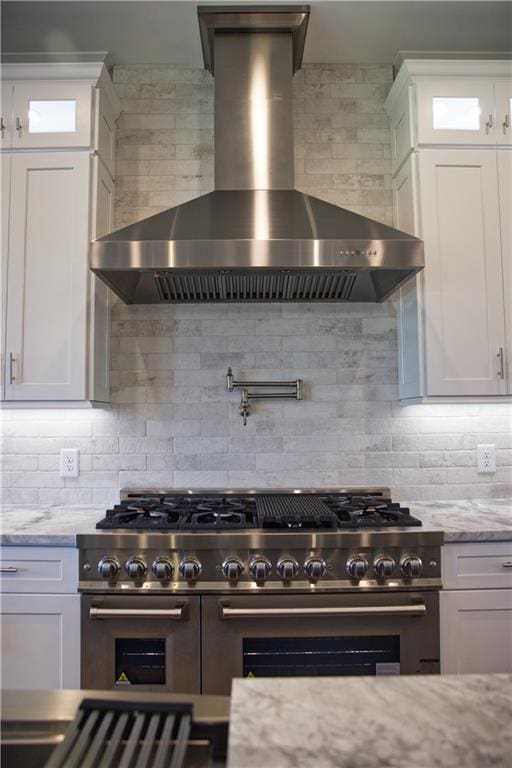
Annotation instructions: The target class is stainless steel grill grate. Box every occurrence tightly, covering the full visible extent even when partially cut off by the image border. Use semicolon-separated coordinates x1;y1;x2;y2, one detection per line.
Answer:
153;270;357;302
44;699;192;768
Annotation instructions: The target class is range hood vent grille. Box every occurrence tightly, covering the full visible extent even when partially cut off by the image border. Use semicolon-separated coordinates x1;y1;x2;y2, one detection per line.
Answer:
154;270;358;303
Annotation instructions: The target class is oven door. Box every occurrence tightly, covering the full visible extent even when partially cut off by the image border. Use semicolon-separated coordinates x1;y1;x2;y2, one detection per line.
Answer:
202;591;439;694
81;595;201;693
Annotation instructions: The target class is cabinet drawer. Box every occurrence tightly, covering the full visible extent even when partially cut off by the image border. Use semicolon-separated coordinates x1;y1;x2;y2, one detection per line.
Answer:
443;542;512;590
0;547;78;593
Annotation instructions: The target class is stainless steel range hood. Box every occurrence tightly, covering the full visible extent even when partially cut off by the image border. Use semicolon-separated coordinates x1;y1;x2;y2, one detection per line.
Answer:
90;6;423;304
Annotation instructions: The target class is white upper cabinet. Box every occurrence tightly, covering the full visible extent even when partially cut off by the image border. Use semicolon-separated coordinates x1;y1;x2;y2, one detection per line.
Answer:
498;150;512;392
419;150;507;396
10;82;93;148
416;79;495;145
5;153;90;400
1;61;120;404
386;59;511;401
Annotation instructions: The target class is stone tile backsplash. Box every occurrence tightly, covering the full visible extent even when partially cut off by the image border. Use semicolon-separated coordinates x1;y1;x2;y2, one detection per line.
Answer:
1;63;511;505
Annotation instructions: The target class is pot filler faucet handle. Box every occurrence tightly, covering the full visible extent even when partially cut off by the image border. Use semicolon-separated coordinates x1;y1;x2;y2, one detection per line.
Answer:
239;388;250;426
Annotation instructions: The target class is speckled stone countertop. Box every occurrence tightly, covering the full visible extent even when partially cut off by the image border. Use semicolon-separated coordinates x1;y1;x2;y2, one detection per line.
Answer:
227;674;512;768
0;499;511;546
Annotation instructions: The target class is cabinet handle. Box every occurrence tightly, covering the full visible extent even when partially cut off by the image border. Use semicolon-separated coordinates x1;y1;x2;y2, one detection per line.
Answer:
0;566;18;573
485;114;493;134
504;114;510;134
15;117;22;136
497;347;505;379
0;117;5;137
8;352;20;384
501;561;512;568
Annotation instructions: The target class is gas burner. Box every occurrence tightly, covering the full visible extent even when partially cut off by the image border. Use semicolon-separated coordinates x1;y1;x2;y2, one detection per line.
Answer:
187;510;250;529
195;498;247;515
323;496;421;529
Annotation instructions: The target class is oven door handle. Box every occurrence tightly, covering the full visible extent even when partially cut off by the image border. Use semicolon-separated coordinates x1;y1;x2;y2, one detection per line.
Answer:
89;607;185;620
220;603;426;619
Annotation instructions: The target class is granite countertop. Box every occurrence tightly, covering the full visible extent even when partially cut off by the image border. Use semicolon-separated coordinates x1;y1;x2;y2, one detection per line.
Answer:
227;674;512;768
405;498;512;542
0;506;104;546
0;499;511;546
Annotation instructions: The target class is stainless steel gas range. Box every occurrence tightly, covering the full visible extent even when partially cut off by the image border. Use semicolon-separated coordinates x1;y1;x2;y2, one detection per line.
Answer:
78;488;443;695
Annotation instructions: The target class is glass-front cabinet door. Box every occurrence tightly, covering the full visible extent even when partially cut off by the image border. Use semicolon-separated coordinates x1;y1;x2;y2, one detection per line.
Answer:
495;81;512;146
416;79;495;145
11;83;92;148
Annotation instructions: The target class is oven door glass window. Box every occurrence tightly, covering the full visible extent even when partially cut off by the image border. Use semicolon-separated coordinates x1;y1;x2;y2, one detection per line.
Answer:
115;639;165;685
243;636;400;677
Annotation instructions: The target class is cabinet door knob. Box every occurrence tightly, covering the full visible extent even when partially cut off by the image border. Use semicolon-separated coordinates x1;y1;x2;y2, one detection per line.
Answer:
501;561;512;568
15;117;22;136
504;114;510;134
485;114;493;134
0;117;5;137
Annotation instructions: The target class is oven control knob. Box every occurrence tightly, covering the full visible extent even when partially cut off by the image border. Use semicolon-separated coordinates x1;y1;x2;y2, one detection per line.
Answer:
98;557;120;580
374;556;396;579
152;558;174;581
304;557;327;580
249;557;272;582
400;555;423;578
125;557;147;581
346;557;369;580
277;558;299;581
180;558;201;581
222;558;244;581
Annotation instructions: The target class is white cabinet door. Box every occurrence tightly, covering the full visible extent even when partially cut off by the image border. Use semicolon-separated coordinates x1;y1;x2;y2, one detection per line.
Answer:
416;79;495;145
1;82;13;146
392;154;422;400
419;150;508;395
440;589;512;674
11;83;93;149
498;150;512;392
495;81;512;146
1;153;11;401
89;157;114;403
0;593;81;689
4;152;90;400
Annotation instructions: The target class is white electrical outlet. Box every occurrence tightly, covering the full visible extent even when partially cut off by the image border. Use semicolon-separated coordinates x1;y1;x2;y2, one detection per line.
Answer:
60;448;79;478
477;444;496;474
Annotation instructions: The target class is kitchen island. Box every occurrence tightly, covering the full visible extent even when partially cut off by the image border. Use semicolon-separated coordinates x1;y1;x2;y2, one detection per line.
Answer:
227;674;512;768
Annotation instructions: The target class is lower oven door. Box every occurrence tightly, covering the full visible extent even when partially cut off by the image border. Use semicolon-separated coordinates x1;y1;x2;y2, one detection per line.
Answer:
202;591;439;694
81;595;201;693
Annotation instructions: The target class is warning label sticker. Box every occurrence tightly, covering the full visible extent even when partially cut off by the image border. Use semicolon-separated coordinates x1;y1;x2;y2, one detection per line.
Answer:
115;672;131;685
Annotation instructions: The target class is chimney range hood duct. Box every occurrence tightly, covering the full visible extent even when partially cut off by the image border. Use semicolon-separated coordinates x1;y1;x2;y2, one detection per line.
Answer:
90;5;424;304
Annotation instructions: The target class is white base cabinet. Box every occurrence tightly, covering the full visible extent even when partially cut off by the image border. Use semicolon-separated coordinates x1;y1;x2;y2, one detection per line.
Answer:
0;546;80;689
1;594;80;689
440;541;512;674
440;589;512;674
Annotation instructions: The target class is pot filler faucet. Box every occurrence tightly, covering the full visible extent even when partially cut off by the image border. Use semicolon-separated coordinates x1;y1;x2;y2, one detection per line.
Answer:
226;367;303;425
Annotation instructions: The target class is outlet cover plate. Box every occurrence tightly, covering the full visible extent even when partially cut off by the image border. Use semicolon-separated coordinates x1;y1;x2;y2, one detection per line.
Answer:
60;448;79;478
477;444;496;474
